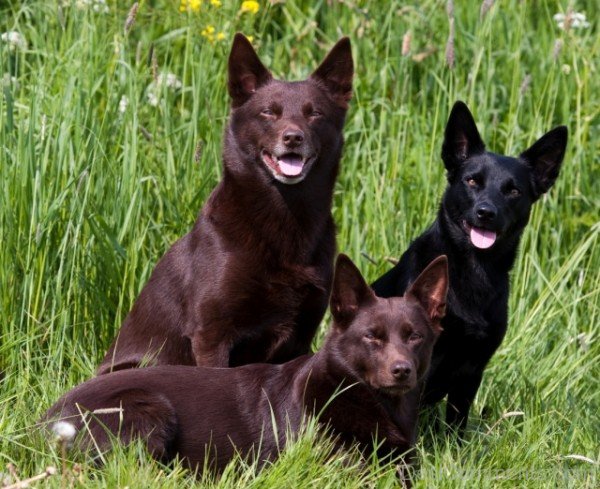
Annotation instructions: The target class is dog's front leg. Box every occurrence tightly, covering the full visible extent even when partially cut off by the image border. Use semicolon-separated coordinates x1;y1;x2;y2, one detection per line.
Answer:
293;293;328;352
445;370;484;435
268;294;328;363
190;329;231;368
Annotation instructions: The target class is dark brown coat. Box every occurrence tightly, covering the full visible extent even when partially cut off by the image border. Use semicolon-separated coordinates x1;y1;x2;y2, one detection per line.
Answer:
98;35;354;373
45;254;448;474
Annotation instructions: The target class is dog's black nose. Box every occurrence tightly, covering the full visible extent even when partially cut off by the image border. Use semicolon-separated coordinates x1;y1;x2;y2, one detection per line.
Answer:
391;362;412;379
282;128;305;147
476;203;497;221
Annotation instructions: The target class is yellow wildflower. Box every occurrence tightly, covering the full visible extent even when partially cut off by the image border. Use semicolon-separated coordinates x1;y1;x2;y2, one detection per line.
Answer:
179;0;202;13
201;25;216;43
216;32;226;41
240;1;259;15
210;0;222;7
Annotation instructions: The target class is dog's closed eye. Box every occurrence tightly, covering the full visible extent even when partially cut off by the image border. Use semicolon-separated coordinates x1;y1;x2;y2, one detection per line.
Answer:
408;332;423;342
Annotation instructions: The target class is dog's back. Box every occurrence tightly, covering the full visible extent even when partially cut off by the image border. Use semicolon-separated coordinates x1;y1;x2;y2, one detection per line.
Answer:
45;362;307;470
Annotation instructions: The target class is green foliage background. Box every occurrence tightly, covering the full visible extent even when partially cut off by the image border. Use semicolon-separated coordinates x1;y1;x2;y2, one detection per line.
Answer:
0;1;598;487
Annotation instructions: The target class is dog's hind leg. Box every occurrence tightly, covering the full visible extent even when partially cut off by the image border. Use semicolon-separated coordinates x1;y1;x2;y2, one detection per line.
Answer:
117;390;179;462
50;389;178;462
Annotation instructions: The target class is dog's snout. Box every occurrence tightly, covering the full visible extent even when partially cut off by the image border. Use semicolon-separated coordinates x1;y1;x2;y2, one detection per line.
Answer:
476;203;497;221
282;128;305;148
391;361;412;379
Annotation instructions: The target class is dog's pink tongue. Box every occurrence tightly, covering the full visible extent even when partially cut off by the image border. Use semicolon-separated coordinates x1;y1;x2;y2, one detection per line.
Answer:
278;155;304;177
470;227;497;249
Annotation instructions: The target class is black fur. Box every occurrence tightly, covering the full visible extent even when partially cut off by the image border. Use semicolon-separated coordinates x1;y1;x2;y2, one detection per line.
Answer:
372;101;567;432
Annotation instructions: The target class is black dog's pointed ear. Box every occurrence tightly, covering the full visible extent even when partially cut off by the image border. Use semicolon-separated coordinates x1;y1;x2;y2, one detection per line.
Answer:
311;37;354;109
441;101;486;172
520;126;568;199
228;33;273;108
330;254;375;327
406;256;449;333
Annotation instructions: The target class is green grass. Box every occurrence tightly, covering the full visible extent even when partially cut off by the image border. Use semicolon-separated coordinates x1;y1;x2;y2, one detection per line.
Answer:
1;0;598;487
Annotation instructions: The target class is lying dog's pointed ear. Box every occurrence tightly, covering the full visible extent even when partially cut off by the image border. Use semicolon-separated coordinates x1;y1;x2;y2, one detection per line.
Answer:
441;102;485;173
330;254;375;327
311;37;354;109
520;126;568;199
406;256;448;333
228;33;272;108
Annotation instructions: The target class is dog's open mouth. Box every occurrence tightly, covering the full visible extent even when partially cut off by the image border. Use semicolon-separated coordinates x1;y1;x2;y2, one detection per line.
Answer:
261;150;311;183
462;221;497;249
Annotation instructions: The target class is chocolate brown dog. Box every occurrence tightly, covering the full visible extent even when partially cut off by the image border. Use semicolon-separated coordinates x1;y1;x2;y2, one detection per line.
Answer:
98;35;354;373
45;254;448;474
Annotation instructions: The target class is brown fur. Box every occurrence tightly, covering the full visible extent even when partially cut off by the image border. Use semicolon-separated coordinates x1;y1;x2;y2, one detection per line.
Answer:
98;34;354;373
44;254;448;474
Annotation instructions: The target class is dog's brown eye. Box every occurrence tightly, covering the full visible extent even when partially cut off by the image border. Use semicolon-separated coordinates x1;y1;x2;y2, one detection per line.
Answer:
261;109;274;116
466;178;478;188
364;332;376;340
509;187;521;197
310;110;322;118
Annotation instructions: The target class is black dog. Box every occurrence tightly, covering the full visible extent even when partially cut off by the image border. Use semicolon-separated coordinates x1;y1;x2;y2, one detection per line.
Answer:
44;254;448;474
372;101;567;432
98;34;353;373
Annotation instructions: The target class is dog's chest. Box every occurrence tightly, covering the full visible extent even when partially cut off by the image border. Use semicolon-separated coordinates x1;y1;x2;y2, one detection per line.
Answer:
267;264;326;296
445;261;507;336
224;262;326;324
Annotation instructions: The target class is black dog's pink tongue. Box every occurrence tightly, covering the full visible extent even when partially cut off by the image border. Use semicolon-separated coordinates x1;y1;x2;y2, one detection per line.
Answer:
470;227;497;249
278;154;304;177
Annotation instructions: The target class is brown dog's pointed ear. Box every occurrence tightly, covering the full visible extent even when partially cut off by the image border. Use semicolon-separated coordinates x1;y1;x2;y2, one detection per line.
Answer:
330;254;375;327
406;256;449;331
228;33;272;108
311;37;354;109
441;101;485;173
520;126;568;199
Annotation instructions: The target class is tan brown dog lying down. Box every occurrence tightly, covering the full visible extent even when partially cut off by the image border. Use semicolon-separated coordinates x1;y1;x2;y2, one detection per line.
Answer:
44;254;448;474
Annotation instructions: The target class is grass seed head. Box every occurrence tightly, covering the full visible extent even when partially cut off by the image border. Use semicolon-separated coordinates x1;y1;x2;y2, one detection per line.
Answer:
124;3;139;35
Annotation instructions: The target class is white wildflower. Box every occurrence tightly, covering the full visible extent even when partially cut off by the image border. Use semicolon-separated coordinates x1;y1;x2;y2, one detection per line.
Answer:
553;12;590;30
568;332;591;352
147;91;159;107
1;31;28;51
52;421;77;446
118;95;129;114
77;0;109;14
157;73;183;90
1;73;19;90
145;72;183;107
